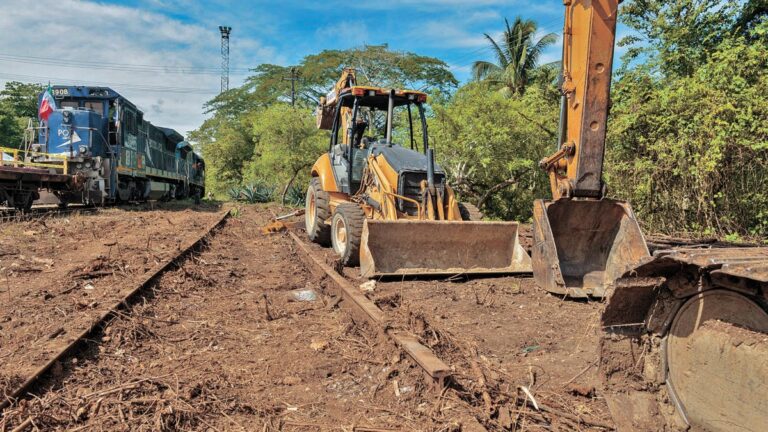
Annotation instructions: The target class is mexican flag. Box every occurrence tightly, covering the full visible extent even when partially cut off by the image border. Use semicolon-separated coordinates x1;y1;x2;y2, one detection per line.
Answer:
38;85;57;121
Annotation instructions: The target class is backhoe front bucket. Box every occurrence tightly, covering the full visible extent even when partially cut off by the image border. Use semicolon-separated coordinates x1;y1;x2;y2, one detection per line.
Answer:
532;198;649;298
360;220;532;278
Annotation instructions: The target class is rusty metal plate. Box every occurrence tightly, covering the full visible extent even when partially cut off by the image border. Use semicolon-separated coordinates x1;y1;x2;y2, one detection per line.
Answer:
666;290;768;432
628;248;768;277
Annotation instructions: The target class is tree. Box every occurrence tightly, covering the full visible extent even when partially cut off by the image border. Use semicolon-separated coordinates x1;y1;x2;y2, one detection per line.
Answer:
0;81;43;149
618;0;742;77
189;114;256;195
472;17;558;96
430;83;557;221
203;45;458;117
246;104;326;202
607;6;768;237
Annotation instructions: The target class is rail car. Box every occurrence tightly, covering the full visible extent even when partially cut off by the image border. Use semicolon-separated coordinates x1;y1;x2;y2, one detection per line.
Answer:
0;86;204;210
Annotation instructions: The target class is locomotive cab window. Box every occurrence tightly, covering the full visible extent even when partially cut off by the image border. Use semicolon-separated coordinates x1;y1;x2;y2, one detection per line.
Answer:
84;101;104;114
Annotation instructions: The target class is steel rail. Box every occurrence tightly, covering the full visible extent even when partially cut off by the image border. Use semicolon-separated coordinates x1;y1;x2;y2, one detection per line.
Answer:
287;230;451;387
0;208;231;412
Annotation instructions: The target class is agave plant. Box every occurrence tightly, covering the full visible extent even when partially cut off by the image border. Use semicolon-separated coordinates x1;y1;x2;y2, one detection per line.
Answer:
228;186;242;202
241;183;274;203
285;184;305;207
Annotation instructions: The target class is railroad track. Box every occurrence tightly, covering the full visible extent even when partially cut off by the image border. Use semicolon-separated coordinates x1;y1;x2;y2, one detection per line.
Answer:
0;209;231;413
285;228;452;388
0;205;99;223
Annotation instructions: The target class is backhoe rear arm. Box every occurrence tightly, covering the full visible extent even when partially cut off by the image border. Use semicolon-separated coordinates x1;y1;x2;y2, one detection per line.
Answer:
542;0;620;200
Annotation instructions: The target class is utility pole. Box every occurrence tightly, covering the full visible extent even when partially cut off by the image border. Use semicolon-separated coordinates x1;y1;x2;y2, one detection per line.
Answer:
219;26;232;93
282;67;301;107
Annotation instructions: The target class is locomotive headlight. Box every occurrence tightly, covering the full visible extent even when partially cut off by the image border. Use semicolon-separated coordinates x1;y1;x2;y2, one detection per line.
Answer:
78;145;88;155
84;161;92;169
76;163;83;169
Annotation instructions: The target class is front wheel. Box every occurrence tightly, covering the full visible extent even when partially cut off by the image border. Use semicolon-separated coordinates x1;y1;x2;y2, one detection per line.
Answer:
458;202;484;221
305;177;331;246
331;202;366;266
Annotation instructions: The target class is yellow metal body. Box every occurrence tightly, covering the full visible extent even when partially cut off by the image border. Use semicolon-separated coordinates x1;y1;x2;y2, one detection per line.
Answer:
533;0;649;298
543;0;618;199
1;146;69;174
310;154;339;193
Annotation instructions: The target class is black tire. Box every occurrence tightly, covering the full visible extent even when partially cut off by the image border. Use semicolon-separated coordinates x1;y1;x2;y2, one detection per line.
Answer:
458;202;484;221
13;192;34;212
331;202;366;266
305;177;331;246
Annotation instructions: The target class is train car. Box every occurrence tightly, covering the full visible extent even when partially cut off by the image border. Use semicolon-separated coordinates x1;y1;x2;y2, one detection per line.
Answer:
1;85;205;209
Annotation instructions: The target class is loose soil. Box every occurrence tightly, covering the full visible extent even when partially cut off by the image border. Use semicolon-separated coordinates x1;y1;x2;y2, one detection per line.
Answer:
0;203;224;397
1;205;614;431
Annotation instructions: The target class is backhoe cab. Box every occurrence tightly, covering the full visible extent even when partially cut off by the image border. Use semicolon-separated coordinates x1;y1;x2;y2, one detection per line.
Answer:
306;68;531;277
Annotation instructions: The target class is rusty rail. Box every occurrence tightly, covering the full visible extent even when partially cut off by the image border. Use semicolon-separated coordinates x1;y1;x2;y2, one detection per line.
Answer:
0;209;231;412
287;231;451;386
0;205;99;223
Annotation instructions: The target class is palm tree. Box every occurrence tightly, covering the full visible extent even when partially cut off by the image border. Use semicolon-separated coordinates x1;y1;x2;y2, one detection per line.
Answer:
472;17;558;96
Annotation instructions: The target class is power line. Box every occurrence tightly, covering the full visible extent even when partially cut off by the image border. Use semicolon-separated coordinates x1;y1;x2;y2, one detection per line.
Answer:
0;53;253;75
0;72;218;95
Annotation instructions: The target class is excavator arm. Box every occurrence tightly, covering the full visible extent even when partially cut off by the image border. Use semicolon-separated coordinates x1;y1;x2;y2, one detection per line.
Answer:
532;0;648;299
542;0;619;200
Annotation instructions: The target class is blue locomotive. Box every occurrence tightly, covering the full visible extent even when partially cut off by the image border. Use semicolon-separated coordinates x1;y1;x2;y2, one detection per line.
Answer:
24;85;205;207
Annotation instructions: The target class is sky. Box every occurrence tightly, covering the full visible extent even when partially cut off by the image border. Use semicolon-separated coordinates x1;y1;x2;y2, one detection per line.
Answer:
0;0;576;136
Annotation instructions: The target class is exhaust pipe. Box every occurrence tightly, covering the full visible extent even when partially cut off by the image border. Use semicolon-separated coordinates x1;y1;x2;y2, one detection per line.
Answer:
426;148;436;194
386;89;395;146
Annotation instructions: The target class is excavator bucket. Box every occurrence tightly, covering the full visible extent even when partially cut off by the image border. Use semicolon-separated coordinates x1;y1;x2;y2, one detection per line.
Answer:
360;220;532;278
531;198;649;298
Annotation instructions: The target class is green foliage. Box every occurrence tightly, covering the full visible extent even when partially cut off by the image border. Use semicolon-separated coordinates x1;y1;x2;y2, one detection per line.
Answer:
619;0;738;77
245;104;326;190
472;17;558;96
0;81;43;149
430;83;557;221
241;183;275;203
228;186;242;201
608;3;768;236
285;184;305;207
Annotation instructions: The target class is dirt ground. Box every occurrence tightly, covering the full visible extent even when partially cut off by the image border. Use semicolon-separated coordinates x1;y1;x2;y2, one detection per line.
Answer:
0;203;224;397
1;204;614;431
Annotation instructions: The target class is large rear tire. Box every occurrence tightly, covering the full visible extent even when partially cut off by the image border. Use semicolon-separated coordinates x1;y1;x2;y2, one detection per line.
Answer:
305;177;331;246
331;202;365;266
458;202;483;221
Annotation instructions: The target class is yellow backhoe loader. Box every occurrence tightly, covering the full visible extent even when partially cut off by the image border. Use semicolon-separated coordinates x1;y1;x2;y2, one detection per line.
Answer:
305;69;531;277
540;1;768;431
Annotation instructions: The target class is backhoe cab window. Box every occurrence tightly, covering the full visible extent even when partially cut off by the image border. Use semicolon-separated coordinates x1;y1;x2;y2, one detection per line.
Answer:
352;102;426;152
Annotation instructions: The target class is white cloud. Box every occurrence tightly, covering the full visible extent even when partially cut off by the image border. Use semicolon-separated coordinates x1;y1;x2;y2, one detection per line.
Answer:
315;21;370;46
417;21;489;48
0;0;279;135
